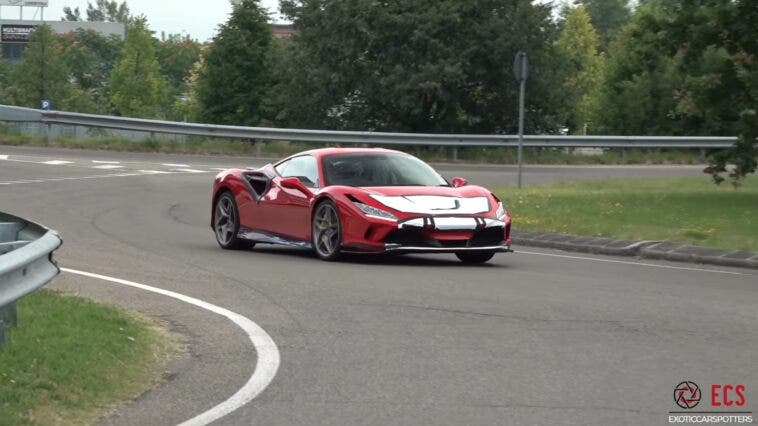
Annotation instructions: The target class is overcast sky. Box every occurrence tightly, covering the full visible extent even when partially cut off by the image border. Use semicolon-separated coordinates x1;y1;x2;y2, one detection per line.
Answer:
2;0;283;41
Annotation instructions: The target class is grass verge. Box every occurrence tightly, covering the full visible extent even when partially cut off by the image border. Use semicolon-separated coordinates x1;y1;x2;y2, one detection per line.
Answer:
0;290;181;425
0;126;708;165
497;177;758;251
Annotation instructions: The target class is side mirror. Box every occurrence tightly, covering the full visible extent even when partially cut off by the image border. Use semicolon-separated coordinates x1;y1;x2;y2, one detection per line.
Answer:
452;177;468;188
280;177;313;198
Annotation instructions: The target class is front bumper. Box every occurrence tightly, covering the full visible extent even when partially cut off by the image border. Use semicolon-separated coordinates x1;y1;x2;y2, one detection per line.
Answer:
340;212;512;254
384;243;513;254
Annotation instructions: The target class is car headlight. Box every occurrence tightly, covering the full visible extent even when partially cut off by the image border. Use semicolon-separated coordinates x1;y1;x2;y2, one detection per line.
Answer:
352;201;397;222
496;202;507;220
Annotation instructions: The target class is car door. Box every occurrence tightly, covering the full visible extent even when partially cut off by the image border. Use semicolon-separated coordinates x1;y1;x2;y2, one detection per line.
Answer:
259;155;318;241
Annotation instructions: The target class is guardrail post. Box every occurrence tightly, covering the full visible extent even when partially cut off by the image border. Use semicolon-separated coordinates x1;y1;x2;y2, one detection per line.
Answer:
620;148;626;163
699;148;706;162
0;303;17;328
452;146;458;161
74;125;86;140
0;303;15;348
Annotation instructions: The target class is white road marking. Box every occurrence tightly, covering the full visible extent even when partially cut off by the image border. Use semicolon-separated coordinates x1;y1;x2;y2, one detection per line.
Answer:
0;168;216;185
210;168;230;171
92;160;121;164
42;160;73;165
0;171;165;185
0;179;46;184
171;168;209;173
163;163;190;168
139;170;173;174
517;250;752;276
0;155;8;160
61;268;280;426
93;164;124;169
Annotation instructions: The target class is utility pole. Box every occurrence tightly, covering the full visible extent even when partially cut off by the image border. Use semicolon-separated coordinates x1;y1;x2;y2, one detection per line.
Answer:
513;51;529;189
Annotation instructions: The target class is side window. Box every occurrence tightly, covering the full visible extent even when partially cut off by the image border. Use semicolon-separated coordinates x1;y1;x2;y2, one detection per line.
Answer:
275;155;319;187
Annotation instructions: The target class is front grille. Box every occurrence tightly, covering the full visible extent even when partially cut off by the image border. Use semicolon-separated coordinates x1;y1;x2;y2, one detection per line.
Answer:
384;230;433;247
384;226;504;248
470;227;504;246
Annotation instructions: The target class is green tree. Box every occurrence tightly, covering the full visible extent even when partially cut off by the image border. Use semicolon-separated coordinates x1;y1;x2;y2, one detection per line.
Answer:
62;6;82;20
572;0;631;47
705;110;757;186
63;0;132;23
261;37;297;125
555;6;604;134
155;34;202;98
8;25;71;109
276;0;560;133
109;18;167;118
593;0;757;181
594;0;755;137
59;29;124;112
174;53;206;122
0;60;12;104
196;0;272;126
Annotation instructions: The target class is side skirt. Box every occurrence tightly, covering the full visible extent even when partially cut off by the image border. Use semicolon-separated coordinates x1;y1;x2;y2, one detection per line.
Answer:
238;228;312;250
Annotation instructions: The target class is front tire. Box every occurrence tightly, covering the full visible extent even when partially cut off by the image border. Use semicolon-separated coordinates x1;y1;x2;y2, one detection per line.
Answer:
312;201;342;261
214;192;250;250
456;251;495;264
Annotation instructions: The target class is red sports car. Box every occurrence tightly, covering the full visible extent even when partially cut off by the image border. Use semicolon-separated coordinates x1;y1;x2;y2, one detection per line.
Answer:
211;148;512;263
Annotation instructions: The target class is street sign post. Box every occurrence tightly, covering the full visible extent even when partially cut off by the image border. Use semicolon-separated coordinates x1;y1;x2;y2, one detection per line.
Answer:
514;51;528;189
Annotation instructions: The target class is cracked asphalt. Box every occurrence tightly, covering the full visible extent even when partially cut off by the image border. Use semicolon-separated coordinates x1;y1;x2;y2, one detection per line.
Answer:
1;146;755;425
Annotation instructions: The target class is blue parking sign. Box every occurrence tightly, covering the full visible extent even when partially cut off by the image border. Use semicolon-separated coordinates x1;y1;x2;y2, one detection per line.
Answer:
41;100;51;110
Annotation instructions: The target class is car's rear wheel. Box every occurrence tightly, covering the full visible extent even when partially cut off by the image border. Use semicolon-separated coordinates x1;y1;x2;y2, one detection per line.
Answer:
312;201;342;261
214;192;251;250
456;251;495;264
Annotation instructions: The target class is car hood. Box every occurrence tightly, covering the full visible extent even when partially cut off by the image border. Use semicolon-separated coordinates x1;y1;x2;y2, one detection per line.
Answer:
357;186;493;215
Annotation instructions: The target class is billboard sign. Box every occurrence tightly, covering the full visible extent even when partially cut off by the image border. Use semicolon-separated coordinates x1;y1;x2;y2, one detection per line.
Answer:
1;24;36;43
0;0;48;5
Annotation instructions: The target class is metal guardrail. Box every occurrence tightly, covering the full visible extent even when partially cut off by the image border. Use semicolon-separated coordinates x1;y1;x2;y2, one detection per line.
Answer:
0;104;738;148
0;212;63;348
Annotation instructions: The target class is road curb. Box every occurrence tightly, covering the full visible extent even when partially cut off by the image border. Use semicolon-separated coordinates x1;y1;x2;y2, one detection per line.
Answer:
512;230;758;270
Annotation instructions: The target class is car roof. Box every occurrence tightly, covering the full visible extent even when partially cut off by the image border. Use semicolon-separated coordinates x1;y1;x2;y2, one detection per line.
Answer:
273;147;418;168
297;147;406;159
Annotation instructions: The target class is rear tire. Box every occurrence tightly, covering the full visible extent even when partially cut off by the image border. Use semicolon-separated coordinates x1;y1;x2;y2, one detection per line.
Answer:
456;251;495;264
312;200;342;261
214;191;251;250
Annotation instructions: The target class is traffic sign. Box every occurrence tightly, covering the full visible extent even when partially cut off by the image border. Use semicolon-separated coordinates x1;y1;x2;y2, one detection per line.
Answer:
514;51;529;82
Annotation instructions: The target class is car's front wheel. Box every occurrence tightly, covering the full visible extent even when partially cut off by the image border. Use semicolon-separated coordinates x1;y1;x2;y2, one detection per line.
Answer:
456;251;495;264
312;200;342;261
214;191;251;250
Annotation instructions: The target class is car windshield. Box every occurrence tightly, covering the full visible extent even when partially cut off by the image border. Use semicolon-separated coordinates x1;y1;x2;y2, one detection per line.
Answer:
322;153;449;187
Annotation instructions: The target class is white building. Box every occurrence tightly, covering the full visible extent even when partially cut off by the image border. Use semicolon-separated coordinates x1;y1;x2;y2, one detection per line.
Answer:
1;19;126;61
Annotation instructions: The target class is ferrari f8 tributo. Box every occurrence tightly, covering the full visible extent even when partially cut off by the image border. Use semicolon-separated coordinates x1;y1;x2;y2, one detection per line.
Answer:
211;148;512;263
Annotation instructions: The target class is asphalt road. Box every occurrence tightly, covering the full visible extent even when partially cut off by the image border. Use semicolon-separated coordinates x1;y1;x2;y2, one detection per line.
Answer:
1;147;755;426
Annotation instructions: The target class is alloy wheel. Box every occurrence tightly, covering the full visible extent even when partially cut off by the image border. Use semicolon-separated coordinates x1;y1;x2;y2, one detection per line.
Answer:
313;202;341;259
215;195;237;246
